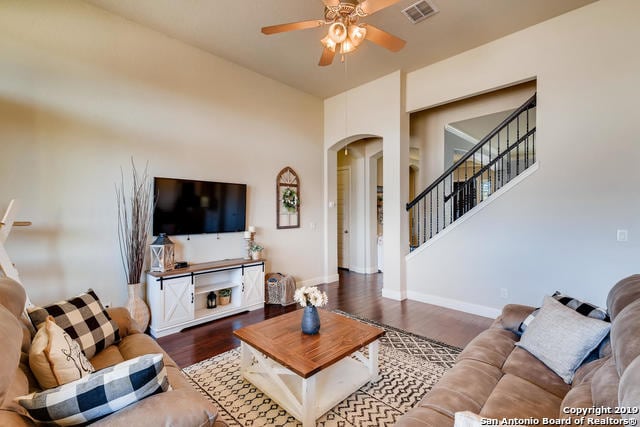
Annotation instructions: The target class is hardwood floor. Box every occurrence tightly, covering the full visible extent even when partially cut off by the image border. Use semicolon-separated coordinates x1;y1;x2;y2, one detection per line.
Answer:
157;270;494;368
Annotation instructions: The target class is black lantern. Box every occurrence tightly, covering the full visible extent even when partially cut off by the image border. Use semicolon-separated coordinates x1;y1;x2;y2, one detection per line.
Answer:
207;291;217;309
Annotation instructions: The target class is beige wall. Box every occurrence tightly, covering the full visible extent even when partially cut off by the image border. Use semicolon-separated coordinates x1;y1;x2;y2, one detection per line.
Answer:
406;0;640;315
0;0;323;307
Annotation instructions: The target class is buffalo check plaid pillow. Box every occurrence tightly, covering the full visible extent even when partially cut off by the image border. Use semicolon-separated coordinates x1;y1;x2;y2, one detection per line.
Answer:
28;289;120;359
16;353;170;426
519;291;610;334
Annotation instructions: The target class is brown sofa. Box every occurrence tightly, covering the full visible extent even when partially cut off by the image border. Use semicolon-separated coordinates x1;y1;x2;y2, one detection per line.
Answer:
397;274;640;426
0;277;225;426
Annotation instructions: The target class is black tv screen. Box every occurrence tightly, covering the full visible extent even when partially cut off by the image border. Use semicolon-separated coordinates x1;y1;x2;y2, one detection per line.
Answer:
153;177;246;236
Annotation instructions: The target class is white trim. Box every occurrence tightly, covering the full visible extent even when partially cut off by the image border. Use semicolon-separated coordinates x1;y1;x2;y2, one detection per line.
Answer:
337;166;351;270
445;124;478;145
298;274;339;288
407;290;500;319
381;288;406;301
348;265;378;274
407;161;539;260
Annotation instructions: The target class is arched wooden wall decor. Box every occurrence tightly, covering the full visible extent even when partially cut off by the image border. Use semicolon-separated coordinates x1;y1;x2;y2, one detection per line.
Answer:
277;167;300;229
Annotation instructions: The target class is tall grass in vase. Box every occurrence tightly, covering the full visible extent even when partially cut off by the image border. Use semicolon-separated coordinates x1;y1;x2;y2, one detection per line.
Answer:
116;159;153;332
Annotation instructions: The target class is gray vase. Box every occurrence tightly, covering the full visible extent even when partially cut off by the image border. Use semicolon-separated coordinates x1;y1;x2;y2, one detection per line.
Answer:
301;305;320;335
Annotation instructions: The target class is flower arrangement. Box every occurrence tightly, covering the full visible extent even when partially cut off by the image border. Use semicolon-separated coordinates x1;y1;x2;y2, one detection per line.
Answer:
294;286;328;308
282;188;299;212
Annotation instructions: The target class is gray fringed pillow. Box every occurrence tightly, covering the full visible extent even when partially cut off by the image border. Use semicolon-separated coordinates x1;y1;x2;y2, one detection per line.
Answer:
517;295;611;384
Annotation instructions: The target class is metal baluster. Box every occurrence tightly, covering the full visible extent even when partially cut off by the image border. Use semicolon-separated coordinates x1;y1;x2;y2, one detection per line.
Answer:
497;131;502;190
429;191;433;239
505;125;511;182
525;107;530;168
472;150;476;212
532;132;536;163
480;142;484;202
436;184;439;233
441;181;445;230
450;173;453;227
516;114;520;175
423;197;427;244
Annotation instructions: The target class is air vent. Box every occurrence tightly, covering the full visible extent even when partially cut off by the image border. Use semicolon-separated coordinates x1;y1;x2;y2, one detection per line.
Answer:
402;0;438;24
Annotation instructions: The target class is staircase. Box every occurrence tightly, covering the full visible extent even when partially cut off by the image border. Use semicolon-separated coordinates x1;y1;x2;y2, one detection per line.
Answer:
407;94;537;250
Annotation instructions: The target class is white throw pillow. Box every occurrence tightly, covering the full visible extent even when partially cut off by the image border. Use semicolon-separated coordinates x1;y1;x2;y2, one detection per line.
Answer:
517;295;611;384
29;316;95;389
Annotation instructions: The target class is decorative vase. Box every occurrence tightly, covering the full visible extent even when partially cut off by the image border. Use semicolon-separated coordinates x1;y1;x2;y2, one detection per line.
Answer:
126;283;150;332
301;305;320;335
251;251;261;260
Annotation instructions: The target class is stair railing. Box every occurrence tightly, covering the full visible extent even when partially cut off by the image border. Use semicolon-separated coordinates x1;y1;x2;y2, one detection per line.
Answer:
407;94;537;250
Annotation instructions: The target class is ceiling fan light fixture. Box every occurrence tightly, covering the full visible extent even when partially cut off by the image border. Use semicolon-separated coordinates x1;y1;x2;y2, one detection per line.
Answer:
348;24;367;46
341;38;356;54
321;35;337;52
328;22;348;43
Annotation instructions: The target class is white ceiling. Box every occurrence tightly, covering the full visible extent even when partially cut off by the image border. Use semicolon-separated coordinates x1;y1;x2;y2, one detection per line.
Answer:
84;0;596;98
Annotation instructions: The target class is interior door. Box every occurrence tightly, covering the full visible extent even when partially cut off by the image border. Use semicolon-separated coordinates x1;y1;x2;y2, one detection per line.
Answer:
337;167;350;269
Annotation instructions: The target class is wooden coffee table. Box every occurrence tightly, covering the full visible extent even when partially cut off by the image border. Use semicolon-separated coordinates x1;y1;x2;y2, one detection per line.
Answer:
233;309;385;426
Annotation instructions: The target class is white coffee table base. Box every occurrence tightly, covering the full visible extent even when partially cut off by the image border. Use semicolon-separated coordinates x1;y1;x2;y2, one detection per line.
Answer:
239;340;380;427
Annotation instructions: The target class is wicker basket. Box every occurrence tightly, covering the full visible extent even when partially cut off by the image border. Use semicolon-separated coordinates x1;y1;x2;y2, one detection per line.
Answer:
265;273;296;306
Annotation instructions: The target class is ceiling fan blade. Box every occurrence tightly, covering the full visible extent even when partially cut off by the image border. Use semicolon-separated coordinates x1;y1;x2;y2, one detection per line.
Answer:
319;46;336;66
358;0;401;15
364;24;406;52
261;20;325;35
322;0;340;6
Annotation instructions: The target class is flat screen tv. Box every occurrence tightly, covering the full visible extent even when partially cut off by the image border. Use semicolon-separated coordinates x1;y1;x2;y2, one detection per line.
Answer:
153;177;246;236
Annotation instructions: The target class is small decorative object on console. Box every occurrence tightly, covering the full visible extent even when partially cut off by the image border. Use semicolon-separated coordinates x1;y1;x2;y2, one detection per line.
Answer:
219;288;232;305
206;291;217;309
150;233;175;273
294;286;328;335
249;242;263;260
243;226;257;259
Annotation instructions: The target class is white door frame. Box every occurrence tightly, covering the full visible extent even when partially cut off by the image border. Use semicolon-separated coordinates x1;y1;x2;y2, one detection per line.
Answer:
337;166;351;270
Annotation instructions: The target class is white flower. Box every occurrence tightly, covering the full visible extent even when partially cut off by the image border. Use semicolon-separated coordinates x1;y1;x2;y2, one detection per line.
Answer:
293;286;328;308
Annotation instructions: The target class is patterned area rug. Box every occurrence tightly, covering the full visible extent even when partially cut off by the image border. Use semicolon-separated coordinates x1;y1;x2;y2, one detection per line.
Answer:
182;312;461;426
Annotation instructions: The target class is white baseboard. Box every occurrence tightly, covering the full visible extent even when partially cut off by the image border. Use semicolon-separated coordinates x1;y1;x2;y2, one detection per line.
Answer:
325;274;339;284
381;288;407;301
349;266;379;274
407;290;500;319
298;274;340;288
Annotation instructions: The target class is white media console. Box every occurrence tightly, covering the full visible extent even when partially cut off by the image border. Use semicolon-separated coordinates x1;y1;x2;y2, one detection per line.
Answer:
146;258;265;338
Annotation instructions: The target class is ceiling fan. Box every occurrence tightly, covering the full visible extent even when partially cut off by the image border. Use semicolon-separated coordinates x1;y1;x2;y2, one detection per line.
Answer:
261;0;406;66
